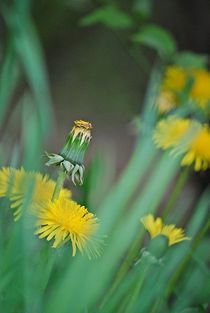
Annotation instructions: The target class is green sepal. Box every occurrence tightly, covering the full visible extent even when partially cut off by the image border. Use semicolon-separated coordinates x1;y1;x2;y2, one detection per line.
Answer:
45;152;64;166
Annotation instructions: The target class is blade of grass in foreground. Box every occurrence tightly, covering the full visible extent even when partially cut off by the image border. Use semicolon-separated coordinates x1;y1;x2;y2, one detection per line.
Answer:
98;137;156;233
1;4;53;136
0;43;19;126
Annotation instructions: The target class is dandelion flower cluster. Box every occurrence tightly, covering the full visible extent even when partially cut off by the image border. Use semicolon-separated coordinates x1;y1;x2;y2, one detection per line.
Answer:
141;214;190;246
0;167;71;220
157;65;210;112
153;116;210;171
153;116;191;149
35;198;100;258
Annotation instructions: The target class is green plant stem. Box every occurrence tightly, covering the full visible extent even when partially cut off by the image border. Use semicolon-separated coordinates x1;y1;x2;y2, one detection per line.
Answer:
100;231;144;310
162;167;190;220
125;268;147;313
51;169;66;201
149;298;162;313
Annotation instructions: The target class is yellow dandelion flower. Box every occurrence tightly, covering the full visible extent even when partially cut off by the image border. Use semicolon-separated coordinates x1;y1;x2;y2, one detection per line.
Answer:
153;117;210;171
163;66;187;92
190;69;210;108
181;125;210;171
141;214;163;238
0;167;71;220
153;116;191;149
157;66;210;112
35;198;100;258
141;214;190;246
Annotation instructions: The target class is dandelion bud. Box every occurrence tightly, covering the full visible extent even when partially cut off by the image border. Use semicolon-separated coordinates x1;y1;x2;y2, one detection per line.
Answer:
46;120;92;185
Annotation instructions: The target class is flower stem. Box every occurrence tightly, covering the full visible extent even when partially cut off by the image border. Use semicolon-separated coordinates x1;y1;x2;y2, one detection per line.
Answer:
162;167;190;220
52;169;66;201
100;231;144;310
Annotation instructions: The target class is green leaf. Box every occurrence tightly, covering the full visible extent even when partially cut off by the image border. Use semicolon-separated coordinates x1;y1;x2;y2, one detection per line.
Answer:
181;308;203;313
173;51;208;68
132;24;176;57
133;0;152;19
80;4;134;29
0;44;19;126
2;6;53;136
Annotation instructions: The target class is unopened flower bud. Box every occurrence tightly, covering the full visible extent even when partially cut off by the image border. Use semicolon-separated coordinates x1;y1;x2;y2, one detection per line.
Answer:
46;120;92;185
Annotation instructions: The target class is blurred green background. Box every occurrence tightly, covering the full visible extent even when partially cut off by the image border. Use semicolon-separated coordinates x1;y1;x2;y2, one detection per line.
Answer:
1;0;210;171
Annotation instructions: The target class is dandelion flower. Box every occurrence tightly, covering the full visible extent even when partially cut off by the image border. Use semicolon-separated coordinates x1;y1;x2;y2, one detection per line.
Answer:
141;214;190;246
190;69;210;108
153;116;191;149
156;66;210;113
163;66;187;92
0;167;71;220
35;198;100;258
181;125;210;171
153;117;210;171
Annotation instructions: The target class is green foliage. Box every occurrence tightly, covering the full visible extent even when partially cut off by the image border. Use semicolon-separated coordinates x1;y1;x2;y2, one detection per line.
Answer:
173;51;208;68
132;24;177;58
1;2;53;136
0;45;19;125
80;4;134;29
0;1;210;313
133;0;152;19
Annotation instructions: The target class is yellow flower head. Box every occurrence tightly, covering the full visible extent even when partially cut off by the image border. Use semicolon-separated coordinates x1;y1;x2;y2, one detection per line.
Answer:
35;198;100;258
181;125;210;171
157;66;210;113
153;117;210;171
163;66;187;92
0;167;71;220
190;69;210;108
141;214;190;246
153;116;191;149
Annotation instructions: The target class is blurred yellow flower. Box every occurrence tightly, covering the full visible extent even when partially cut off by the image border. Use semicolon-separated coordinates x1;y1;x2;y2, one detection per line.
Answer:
163;66;187;92
181;125;210;171
153;117;210;171
157;66;210;112
190;69;210;108
35;198;100;258
0;167;71;220
141;214;190;246
153;116;191;149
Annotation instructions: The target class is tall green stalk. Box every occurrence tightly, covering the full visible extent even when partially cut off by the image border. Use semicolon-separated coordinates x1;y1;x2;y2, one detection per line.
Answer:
162;167;190;220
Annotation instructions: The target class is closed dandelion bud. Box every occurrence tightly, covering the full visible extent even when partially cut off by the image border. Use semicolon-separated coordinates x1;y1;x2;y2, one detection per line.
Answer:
46;120;92;185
